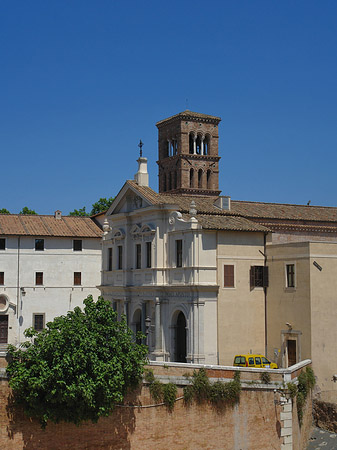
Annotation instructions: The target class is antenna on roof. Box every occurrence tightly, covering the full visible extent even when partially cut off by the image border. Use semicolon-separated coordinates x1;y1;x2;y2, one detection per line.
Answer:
138;140;143;157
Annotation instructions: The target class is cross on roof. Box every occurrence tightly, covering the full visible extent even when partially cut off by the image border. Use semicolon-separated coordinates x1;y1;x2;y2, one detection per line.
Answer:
138;139;144;157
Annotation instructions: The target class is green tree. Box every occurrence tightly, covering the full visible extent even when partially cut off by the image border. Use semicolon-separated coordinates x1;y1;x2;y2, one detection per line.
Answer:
0;208;10;214
19;206;37;215
69;206;89;217
90;197;115;215
6;296;148;427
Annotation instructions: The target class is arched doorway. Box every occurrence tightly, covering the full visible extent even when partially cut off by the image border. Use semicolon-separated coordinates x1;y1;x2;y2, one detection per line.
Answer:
133;309;142;344
174;311;187;362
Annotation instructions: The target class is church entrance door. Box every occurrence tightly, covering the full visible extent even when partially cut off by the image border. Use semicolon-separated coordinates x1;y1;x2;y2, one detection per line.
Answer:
175;312;187;363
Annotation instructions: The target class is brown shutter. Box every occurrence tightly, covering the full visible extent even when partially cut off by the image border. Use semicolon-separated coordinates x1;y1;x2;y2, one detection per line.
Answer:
263;266;269;287
250;266;255;287
224;265;234;287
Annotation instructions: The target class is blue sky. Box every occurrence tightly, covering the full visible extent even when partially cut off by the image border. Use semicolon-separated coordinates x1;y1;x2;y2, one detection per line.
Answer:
1;1;337;214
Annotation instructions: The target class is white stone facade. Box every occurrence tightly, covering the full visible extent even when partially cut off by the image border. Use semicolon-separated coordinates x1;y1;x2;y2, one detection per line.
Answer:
0;222;102;351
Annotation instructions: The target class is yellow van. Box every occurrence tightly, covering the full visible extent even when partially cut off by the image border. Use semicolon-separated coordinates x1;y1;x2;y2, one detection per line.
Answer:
233;354;278;369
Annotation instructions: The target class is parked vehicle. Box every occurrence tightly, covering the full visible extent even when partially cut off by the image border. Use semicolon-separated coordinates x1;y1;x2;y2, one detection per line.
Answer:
233;354;278;369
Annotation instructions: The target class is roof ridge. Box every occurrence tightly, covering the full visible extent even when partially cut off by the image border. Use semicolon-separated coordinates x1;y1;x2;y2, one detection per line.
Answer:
232;199;337;209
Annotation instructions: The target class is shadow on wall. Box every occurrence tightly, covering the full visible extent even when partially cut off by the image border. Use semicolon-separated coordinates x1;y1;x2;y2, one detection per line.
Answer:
5;389;140;450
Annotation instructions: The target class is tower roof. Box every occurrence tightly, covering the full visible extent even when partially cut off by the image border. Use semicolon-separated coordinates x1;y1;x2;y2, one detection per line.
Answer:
156;110;221;127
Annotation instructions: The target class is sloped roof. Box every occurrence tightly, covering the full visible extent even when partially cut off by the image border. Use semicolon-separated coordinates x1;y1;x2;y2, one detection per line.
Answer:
0;214;102;238
125;181;337;232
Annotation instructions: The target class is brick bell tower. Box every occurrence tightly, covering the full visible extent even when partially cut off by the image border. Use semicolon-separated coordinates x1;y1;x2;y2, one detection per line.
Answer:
156;110;221;196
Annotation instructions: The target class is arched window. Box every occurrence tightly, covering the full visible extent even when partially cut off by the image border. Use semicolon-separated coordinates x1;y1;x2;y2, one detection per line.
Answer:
196;135;202;154
190;168;194;188
204;135;210;155
207;170;211;189
189;133;194;154
198;169;203;188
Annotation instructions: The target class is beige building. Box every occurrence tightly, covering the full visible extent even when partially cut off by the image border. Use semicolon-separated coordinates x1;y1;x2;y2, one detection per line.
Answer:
100;110;337;403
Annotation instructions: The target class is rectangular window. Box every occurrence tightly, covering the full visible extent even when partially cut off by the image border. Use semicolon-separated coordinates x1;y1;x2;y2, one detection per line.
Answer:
250;266;268;288
0;272;4;285
176;240;183;268
33;314;44;332
108;248;112;271
223;265;234;287
0;238;5;250
286;264;295;288
73;239;82;251
136;244;141;269
35;239;44;251
74;272;81;285
118;246;123;270
35;272;43;285
146;241;152;268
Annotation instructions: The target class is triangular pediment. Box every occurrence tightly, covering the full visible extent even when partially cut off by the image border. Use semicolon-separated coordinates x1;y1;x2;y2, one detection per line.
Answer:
106;181;153;215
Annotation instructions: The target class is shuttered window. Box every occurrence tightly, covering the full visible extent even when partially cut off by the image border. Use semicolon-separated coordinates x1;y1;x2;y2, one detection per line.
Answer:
250;266;268;288
74;272;81;285
223;265;234;287
176;240;183;268
286;264;295;288
35;272;43;285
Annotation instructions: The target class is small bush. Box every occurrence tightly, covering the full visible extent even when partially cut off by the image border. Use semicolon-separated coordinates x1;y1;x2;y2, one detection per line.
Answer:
162;383;177;411
260;372;271;384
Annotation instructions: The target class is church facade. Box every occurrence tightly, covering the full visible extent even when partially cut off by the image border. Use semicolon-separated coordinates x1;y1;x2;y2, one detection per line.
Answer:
100;110;337;402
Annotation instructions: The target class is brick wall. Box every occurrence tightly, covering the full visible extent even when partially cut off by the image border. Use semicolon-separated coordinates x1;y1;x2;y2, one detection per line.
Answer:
0;361;313;450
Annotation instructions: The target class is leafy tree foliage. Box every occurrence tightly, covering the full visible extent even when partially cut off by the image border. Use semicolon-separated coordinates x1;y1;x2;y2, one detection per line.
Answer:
69;206;89;217
19;206;37;215
90;197;114;215
0;208;10;214
6;296;148;427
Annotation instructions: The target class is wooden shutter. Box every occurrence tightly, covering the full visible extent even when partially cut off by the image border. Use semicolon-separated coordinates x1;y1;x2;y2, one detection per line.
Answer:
224;265;234;287
250;266;255;287
263;266;269;287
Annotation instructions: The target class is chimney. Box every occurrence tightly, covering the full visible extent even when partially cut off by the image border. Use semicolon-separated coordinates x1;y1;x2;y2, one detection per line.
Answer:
54;210;62;219
214;196;231;211
134;157;149;187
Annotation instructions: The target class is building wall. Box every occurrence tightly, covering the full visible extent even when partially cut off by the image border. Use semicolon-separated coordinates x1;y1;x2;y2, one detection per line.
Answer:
266;241;337;403
217;231;266;365
309;242;337;402
0;236;101;347
0;361;313;450
266;242;312;366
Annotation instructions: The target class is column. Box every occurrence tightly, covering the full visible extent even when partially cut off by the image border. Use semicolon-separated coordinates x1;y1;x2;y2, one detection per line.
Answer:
193;135;197;154
200;136;205;155
155;297;162;352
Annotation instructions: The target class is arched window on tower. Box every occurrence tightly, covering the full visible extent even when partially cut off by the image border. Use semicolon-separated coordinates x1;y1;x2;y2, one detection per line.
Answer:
196;135;202;154
198;169;203;188
207;169;211;189
190;168;194;188
204;135;210;155
189;133;194;154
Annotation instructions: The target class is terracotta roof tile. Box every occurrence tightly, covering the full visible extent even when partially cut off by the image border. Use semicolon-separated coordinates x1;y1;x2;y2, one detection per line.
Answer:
0;214;102;238
183;214;269;232
127;181;337;226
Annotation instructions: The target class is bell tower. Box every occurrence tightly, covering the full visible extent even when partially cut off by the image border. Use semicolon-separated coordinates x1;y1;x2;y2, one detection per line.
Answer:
156;110;221;196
